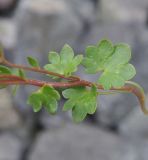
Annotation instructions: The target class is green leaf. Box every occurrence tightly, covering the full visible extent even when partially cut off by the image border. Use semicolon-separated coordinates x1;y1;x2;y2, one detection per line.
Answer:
82;40;136;90
48;51;60;64
62;86;98;122
82;39;114;73
27;56;40;67
44;97;58;114
104;44;131;69
0;65;11;89
0;65;11;74
12;85;19;96
41;85;60;114
18;69;26;78
44;44;83;77
118;64;136;80
27;92;44;112
41;85;60;100
27;86;60;114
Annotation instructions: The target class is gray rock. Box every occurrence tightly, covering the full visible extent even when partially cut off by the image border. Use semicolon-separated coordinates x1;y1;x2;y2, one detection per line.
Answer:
65;0;95;22
80;22;136;50
132;140;148;160
14;0;85;61
0;0;15;9
0;18;17;49
40;111;70;130
96;93;137;126
101;0;147;23
119;95;148;138
28;124;136;160
0;89;22;129
132;26;148;91
0;133;22;160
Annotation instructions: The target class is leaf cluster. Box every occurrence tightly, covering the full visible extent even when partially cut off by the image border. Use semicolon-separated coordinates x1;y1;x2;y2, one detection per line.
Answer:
0;39;142;122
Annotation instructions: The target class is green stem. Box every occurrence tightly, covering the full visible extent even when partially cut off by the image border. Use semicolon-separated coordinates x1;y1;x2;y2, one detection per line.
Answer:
98;91;117;95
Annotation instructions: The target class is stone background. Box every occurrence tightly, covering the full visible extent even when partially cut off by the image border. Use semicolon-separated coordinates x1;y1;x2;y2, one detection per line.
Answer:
0;0;148;159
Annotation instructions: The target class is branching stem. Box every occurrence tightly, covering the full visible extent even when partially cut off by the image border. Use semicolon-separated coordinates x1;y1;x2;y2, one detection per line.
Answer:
2;59;79;81
0;56;147;115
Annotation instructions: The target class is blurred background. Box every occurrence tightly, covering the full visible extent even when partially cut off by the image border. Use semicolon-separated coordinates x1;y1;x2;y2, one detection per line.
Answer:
0;0;148;159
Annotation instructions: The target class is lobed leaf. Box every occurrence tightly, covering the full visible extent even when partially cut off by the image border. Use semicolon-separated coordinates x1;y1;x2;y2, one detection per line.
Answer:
82;40;136;90
27;86;60;114
44;44;83;77
27;92;44;112
62;86;98;122
82;40;114;73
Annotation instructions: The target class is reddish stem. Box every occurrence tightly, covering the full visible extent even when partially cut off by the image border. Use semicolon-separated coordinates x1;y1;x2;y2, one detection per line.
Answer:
0;75;147;115
2;59;79;81
0;75;25;81
0;53;147;115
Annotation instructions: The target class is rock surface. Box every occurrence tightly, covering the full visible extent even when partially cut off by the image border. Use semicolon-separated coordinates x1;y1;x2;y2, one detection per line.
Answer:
0;18;17;49
29;124;135;160
0;133;22;160
119;95;148;138
0;89;22;129
101;0;147;23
